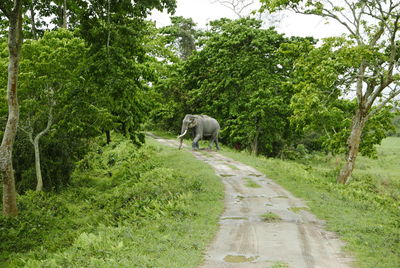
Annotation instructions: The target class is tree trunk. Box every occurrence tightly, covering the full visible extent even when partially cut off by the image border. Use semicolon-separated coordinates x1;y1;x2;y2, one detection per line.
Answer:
33;140;43;191
337;109;366;184
107;0;110;49
0;0;23;217
29;4;37;40
106;130;111;144
250;130;259;155
250;137;258;155
61;0;67;29
31;104;53;191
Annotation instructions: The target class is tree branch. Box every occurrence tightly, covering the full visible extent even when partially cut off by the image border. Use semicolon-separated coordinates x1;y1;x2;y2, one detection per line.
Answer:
366;87;400;119
366;14;400;108
326;0;355;29
304;5;359;40
213;0;255;18
18;124;34;144
33;105;53;144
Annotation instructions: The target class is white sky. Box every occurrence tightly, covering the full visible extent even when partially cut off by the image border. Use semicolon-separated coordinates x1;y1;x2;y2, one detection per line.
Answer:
150;0;347;39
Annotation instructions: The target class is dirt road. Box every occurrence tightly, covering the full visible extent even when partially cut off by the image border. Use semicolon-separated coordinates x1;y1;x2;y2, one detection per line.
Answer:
149;134;354;268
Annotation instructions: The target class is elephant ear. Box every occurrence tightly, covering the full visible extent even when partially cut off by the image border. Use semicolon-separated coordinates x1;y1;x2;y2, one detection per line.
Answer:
188;116;198;127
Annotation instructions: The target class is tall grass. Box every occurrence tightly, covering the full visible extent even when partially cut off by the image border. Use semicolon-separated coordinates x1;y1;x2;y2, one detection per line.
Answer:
0;135;224;267
220;137;400;268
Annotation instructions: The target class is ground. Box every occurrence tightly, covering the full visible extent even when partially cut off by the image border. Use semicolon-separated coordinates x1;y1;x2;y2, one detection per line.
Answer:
149;134;354;268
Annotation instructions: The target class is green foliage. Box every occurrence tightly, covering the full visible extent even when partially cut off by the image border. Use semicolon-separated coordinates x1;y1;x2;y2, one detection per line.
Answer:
154;18;314;156
79;8;162;143
0;29;109;192
2;5;180;192
263;0;400;185
221;137;400;267
0;135;223;267
290;37;395;156
161;16;200;60
16;0;177;39
388;113;400;137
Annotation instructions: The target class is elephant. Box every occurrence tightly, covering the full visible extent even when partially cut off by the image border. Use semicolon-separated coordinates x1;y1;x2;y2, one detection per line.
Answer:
178;114;220;150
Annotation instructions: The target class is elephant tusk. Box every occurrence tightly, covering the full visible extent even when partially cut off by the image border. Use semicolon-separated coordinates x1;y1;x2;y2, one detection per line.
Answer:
177;129;188;139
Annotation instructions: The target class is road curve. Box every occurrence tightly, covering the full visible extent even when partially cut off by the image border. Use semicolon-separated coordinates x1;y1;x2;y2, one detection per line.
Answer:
149;134;354;268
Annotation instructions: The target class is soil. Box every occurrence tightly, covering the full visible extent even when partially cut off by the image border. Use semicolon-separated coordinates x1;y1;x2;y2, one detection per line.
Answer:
149;134;355;268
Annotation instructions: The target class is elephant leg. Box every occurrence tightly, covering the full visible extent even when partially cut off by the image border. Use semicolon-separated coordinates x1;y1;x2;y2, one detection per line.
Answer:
208;136;215;150
192;134;201;149
215;138;220;150
214;133;220;150
208;138;213;150
209;133;220;150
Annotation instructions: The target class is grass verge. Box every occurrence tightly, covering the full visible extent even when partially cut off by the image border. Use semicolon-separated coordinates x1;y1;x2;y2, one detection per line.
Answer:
0;135;224;267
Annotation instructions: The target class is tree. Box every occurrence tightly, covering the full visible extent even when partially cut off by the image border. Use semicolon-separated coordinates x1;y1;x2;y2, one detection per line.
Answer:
0;0;23;216
161;16;199;60
289;37;395;156
165;18;312;155
19;94;54;192
16;29;92;191
77;0;176;144
262;0;400;184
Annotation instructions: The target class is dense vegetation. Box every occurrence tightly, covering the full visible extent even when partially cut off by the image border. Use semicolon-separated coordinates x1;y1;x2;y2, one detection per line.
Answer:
1;0;399;267
0;135;224;266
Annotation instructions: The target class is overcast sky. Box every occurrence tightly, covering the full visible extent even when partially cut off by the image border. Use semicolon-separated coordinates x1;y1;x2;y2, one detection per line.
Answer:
150;0;347;39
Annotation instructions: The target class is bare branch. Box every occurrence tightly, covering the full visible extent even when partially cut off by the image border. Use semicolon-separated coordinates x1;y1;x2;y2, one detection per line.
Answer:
367;87;400;119
237;1;255;16
326;0;354;29
320;7;359;39
212;0;255;18
343;0;363;37
33;105;53;144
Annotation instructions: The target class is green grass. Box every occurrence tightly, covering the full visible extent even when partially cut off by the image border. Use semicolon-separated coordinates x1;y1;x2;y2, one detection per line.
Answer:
270;261;289;268
260;212;281;222
244;177;262;188
0;135;224;267
288;207;309;213
220;137;400;268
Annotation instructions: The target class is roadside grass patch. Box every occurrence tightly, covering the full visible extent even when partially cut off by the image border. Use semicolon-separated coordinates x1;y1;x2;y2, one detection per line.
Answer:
220;174;234;177
244;177;261;188
288;207;309;213
261;212;281;222
0;135;224;267
220;137;400;268
271;261;289;268
227;163;240;170
222;216;248;220
224;255;258;263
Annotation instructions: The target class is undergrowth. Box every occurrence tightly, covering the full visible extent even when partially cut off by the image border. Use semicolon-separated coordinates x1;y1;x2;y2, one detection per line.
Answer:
0;135;224;267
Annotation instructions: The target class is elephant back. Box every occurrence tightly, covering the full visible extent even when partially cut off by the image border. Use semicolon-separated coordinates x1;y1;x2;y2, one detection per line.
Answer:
197;115;220;134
